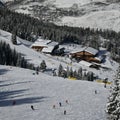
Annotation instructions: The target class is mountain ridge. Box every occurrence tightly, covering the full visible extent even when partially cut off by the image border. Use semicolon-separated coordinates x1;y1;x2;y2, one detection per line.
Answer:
5;0;120;32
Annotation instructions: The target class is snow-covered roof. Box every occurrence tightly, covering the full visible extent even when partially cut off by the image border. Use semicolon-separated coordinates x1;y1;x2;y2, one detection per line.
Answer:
95;56;103;61
42;41;58;53
71;47;98;55
79;60;92;67
42;46;55;53
59;43;99;55
31;38;51;47
48;41;58;46
85;47;98;55
31;38;59;50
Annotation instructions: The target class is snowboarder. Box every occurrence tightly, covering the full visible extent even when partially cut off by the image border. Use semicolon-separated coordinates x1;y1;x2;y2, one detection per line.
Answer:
64;110;66;115
12;100;16;105
31;105;35;110
59;102;62;107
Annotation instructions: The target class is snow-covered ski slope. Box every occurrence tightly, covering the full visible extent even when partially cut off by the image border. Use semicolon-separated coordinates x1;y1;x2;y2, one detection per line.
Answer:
0;65;109;120
0;29;118;81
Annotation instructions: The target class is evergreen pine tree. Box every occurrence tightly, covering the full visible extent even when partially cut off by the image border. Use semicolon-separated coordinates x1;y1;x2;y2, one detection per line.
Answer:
16;53;21;67
40;60;47;71
69;67;73;77
12;49;18;66
58;64;63;77
83;72;87;80
106;66;120;120
77;67;82;80
73;70;77;78
11;30;17;45
66;66;70;78
53;71;57;76
87;71;94;81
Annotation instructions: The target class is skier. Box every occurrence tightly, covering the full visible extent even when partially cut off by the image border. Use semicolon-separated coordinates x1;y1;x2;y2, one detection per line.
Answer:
104;83;106;88
31;105;35;110
64;110;66;115
95;90;97;94
53;105;55;109
59;102;62;107
12;100;16;105
65;100;68;104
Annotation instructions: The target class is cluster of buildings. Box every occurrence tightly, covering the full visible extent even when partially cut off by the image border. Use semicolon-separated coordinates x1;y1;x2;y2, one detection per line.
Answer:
31;38;104;64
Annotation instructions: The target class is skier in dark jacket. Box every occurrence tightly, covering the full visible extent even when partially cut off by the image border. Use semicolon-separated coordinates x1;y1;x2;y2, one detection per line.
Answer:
64;110;66;115
31;105;35;110
59;102;62;107
65;100;68;104
53;105;55;109
95;90;97;94
12;100;16;105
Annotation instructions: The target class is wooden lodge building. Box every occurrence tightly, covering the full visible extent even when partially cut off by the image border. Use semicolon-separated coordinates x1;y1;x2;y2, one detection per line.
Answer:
30;38;61;55
31;39;51;52
70;47;101;63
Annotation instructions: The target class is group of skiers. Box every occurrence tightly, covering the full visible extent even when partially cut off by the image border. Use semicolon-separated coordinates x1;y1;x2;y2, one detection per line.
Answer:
29;100;69;115
12;90;99;115
52;100;69;115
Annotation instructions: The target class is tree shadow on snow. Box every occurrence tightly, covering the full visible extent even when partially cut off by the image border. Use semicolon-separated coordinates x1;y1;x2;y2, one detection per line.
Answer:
0;81;34;87
0;88;48;107
0;68;9;75
0;89;28;100
0;96;47;107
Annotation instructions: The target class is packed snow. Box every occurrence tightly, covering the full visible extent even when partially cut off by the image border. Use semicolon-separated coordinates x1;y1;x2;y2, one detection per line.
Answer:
0;65;110;120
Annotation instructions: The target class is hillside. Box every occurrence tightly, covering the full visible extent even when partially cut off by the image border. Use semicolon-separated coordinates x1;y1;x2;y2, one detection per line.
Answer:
0;65;109;120
5;0;120;32
0;1;119;119
0;29;119;82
